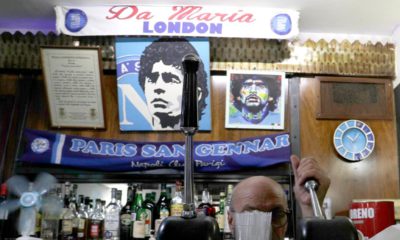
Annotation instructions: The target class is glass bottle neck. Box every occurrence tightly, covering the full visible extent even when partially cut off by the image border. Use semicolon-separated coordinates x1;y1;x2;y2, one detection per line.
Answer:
69;202;77;210
127;188;133;202
110;189;117;203
202;189;210;203
135;191;143;204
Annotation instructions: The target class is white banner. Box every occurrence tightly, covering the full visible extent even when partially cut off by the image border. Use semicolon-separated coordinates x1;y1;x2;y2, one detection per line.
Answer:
55;5;299;39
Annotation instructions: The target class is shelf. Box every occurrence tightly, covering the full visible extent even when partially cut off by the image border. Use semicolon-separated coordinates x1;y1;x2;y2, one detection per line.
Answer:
15;162;292;184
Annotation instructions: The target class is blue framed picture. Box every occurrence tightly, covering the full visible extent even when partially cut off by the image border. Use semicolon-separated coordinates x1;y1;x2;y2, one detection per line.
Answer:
116;37;211;131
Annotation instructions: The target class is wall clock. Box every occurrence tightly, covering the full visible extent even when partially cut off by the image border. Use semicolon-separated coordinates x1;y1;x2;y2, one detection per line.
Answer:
333;120;375;161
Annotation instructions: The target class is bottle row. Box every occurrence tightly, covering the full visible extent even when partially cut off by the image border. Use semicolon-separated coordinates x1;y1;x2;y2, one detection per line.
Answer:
0;181;235;240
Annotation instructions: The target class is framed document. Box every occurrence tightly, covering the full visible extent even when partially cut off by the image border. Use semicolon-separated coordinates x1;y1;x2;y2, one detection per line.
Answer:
41;46;106;129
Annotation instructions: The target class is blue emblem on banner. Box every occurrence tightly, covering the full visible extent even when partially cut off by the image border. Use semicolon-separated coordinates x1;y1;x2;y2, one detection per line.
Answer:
65;9;88;32
271;14;292;35
31;138;50;154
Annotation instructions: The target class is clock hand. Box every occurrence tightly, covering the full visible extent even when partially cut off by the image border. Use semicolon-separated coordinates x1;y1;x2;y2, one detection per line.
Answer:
346;135;354;142
353;133;360;142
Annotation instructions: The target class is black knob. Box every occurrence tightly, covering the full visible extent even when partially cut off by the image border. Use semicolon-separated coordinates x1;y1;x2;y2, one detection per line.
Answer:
180;54;200;131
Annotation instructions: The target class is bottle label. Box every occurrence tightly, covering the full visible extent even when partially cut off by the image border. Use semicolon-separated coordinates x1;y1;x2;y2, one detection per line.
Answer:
131;212;137;221
90;224;99;237
121;213;132;226
217;214;225;231
159;208;169;218
145;209;152;236
137;211;147;221
72;217;79;228
41;229;54;239
62;219;73;233
78;218;86;230
105;230;114;239
133;220;145;238
170;203;183;216
105;212;120;232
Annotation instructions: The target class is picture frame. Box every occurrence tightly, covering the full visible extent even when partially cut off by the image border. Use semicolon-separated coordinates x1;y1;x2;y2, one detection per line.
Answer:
115;37;211;131
40;46;106;129
316;76;393;120
225;70;286;130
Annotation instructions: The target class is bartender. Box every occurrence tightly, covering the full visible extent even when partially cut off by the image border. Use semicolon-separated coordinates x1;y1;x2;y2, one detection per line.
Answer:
228;154;331;240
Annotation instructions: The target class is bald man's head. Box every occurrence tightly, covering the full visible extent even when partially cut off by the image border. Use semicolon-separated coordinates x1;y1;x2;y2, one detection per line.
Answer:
228;176;288;240
230;176;287;213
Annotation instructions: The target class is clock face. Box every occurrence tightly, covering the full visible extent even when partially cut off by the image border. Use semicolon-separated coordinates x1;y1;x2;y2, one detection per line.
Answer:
333;120;375;161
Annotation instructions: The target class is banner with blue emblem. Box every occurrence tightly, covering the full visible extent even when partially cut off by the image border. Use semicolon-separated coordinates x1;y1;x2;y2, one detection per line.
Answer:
55;5;299;39
20;129;291;172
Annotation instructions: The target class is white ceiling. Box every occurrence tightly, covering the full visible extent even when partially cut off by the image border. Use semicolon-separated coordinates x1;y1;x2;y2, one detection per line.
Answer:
2;0;400;37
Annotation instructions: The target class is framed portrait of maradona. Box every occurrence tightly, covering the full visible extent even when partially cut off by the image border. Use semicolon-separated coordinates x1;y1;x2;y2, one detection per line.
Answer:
115;37;211;131
225;70;286;130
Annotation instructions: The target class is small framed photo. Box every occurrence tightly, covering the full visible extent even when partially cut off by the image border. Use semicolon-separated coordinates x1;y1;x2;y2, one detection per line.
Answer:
225;70;286;130
40;46;106;129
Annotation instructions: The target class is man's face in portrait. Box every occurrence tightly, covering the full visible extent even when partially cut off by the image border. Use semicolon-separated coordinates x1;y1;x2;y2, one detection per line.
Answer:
144;60;184;127
240;78;269;114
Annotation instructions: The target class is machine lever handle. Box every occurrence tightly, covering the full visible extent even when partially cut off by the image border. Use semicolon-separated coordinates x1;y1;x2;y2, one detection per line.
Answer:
305;179;325;219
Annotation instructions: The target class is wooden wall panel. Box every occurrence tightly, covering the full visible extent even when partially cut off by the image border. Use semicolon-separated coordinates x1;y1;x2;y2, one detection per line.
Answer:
6;72;400;216
0;74;17;95
25;74;289;144
300;77;399;215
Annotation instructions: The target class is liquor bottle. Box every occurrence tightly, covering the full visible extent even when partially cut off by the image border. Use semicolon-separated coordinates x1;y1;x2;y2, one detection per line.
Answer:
170;181;183;217
143;192;155;238
155;184;170;219
40;188;61;240
196;185;216;217
216;192;226;237
101;201;106;213
71;184;78;209
104;188;120;240
64;182;72;208
77;195;89;240
132;184;146;240
85;197;94;217
166;186;172;207
129;184;138;228
57;187;65;208
120;184;133;240
223;184;234;240
116;190;123;210
88;199;104;240
154;184;169;236
60;196;79;239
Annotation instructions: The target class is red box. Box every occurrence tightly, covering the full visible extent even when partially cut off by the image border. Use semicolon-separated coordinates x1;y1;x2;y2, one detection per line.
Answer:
350;201;395;238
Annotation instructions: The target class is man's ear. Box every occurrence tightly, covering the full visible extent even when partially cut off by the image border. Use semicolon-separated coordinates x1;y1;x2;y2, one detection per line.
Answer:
228;210;234;232
273;222;288;239
197;86;202;101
